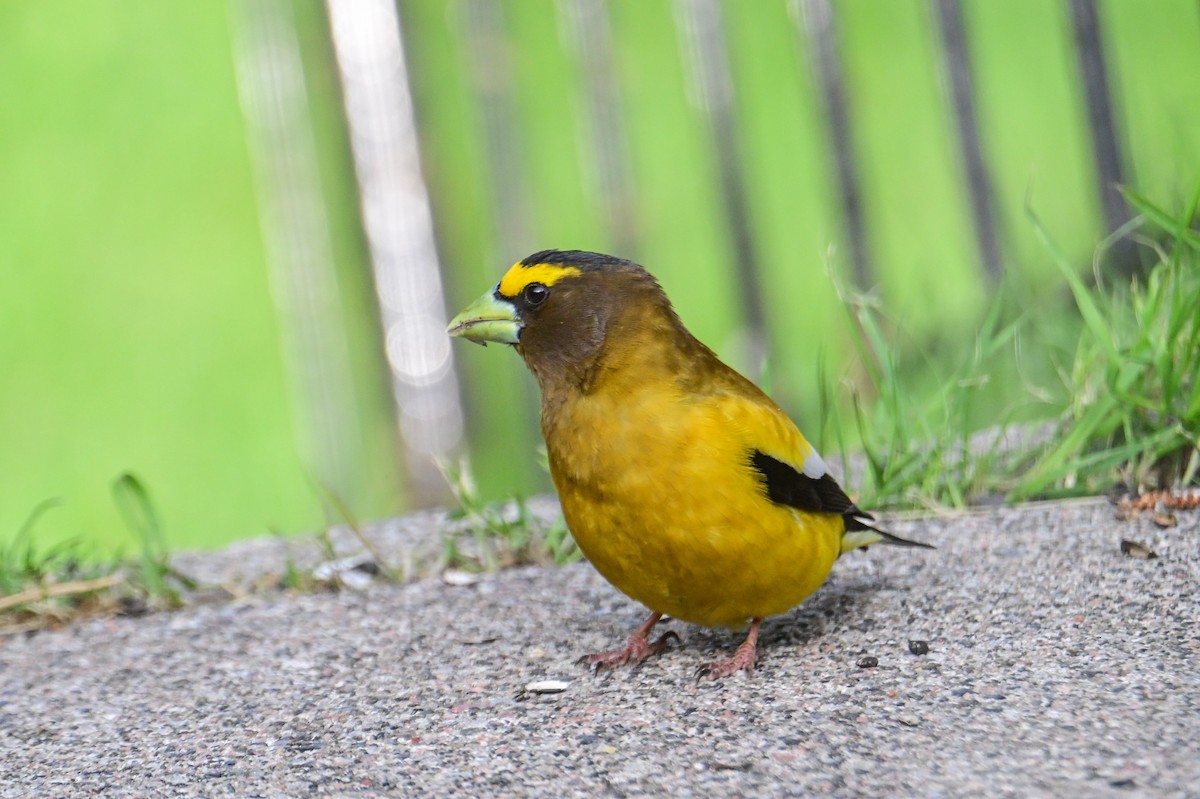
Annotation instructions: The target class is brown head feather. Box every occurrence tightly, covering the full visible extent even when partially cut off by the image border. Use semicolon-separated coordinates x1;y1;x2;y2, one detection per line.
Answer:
503;252;705;395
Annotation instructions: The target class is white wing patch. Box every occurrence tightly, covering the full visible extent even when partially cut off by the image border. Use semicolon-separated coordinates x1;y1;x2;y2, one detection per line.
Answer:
801;448;828;479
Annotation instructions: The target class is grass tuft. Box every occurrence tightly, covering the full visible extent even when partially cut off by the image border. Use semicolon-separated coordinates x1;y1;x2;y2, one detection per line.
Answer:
1011;190;1200;498
438;459;579;571
313;481;405;583
111;472;199;608
820;187;1200;507
1;498;122;632
819;272;1032;509
1;474;202;634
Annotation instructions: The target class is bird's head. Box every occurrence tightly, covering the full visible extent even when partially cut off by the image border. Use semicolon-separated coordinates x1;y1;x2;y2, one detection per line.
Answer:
448;250;676;387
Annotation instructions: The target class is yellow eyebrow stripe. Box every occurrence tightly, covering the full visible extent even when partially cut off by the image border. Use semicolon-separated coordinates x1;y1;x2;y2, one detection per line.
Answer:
497;263;583;298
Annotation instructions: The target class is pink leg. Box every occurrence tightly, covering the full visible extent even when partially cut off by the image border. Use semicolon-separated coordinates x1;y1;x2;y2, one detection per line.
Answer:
697;617;762;680
579;611;680;671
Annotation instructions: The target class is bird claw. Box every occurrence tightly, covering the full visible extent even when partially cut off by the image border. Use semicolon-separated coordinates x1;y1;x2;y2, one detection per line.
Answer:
695;649;757;681
695;620;762;681
578;630;681;673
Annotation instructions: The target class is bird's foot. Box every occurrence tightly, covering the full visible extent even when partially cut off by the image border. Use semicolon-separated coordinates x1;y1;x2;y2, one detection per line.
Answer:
578;612;679;672
696;618;762;681
580;631;680;671
695;645;757;680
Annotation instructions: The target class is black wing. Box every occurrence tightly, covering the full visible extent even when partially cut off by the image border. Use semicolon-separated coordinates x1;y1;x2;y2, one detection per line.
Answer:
748;449;933;548
748;449;875;531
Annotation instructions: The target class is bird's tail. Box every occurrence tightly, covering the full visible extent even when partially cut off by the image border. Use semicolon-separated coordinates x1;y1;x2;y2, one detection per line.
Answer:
839;513;934;556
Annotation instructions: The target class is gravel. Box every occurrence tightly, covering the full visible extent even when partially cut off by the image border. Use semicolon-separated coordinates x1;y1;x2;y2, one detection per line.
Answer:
1;497;1196;797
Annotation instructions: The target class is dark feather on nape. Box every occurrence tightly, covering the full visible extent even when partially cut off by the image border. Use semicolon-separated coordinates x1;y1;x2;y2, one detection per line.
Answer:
749;450;863;517
521;249;635;271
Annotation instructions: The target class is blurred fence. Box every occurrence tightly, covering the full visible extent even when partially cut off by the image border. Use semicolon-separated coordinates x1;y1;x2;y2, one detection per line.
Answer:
352;0;1197;503
251;0;1200;505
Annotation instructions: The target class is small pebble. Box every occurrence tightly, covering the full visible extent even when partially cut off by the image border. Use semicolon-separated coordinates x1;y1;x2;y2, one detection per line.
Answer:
1119;540;1158;560
313;554;378;587
1151;513;1176;529
118;596;149;617
856;656;879;669
441;568;482;586
908;640;930;656
524;679;571;694
337;570;374;591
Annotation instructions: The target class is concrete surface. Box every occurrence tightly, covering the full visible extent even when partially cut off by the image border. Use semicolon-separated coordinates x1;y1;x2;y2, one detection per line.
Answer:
1;497;1197;797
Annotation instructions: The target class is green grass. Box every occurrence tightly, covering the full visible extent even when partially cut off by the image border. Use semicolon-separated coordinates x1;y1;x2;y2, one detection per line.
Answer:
1;473;193;633
1010;189;1200;499
1;471;413;632
438;460;580;572
818;188;1200;509
817;278;1028;509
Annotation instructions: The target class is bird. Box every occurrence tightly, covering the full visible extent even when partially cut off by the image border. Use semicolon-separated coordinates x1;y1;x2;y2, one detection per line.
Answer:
447;249;931;679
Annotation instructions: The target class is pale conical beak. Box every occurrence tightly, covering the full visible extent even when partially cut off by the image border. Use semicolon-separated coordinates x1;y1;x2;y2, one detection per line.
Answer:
446;288;521;346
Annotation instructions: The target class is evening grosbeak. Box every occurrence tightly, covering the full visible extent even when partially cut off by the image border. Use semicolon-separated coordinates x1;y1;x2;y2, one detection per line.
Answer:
448;250;930;679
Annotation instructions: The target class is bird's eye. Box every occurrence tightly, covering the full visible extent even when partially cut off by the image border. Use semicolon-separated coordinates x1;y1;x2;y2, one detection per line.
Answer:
523;282;549;307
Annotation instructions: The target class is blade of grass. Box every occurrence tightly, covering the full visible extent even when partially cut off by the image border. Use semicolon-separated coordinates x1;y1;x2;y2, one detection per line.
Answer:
111;472;182;605
1121;187;1200;251
1027;205;1121;366
0;574;125;614
314;481;400;581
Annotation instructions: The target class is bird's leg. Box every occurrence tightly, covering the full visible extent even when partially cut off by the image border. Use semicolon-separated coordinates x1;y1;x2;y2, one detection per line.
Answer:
579;611;680;671
697;617;763;680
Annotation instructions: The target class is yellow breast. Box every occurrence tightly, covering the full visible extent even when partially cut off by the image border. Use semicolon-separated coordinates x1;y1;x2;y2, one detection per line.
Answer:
545;378;843;629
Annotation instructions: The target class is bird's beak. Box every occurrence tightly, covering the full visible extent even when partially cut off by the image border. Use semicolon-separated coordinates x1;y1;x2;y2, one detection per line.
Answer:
446;288;521;346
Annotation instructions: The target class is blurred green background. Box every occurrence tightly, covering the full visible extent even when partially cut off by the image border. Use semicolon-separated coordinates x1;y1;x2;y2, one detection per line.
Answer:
1;0;1198;557
0;1;403;555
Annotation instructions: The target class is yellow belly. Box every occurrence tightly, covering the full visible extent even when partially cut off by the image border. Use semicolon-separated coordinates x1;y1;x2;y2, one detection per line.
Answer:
559;483;841;628
547;389;843;629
